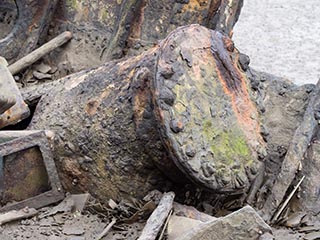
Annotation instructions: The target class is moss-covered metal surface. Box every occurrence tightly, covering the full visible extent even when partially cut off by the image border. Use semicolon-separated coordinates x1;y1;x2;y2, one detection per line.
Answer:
153;25;265;192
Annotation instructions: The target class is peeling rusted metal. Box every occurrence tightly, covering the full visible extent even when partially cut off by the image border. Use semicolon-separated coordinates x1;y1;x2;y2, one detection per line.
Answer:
0;57;30;129
29;25;265;202
210;31;264;152
46;0;244;73
0;131;64;212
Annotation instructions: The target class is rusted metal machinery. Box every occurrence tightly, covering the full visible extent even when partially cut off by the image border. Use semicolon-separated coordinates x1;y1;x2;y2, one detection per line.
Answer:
29;25;266;203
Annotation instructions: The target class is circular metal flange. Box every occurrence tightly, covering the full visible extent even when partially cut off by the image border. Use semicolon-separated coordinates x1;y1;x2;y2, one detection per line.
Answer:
152;25;263;193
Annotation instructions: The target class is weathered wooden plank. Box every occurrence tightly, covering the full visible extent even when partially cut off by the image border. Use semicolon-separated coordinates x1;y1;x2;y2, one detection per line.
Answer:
0;208;38;225
138;192;175;240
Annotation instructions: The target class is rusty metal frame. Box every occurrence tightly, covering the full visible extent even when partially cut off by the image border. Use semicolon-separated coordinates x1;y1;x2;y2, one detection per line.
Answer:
0;130;64;212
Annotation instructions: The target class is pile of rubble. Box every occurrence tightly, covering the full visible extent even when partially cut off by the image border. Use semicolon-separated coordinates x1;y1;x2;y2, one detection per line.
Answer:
0;0;319;239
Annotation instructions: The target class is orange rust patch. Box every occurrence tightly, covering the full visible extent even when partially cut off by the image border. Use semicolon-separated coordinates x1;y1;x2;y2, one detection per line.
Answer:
132;68;151;126
29;0;49;32
177;120;184;129
133;87;149;125
127;0;148;48
84;83;116;116
184;0;200;9
181;0;210;22
210;32;263;148
85;100;99;116
215;58;262;146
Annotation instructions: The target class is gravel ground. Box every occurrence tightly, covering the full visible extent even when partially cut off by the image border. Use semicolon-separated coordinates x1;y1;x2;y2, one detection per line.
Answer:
233;0;320;85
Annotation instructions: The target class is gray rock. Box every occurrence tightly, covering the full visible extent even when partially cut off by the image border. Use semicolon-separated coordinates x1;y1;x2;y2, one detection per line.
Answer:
259;232;274;240
304;231;320;240
167;215;204;240
177;206;272;240
35;63;52;74
33;71;52;80
62;225;85;236
299;141;320;214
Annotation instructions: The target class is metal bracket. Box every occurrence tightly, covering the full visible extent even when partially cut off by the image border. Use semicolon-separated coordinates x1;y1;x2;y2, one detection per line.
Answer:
0;130;64;212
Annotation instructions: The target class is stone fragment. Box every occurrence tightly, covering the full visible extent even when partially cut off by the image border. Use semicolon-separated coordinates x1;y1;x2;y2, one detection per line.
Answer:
33;71;52;80
62;225;85;236
304;231;320;240
177;206;272;240
284;212;306;228
71;193;91;213
167;215;205;240
259;232;274;240
35;63;52;74
172;202;216;222
299;141;320;214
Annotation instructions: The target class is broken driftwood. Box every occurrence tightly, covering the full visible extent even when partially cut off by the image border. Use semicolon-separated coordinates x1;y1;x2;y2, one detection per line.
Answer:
0;207;38;225
96;218;117;240
138;192;175;240
8;31;73;75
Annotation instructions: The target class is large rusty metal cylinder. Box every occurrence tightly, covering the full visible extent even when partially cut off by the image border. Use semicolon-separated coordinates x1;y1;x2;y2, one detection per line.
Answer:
29;25;266;202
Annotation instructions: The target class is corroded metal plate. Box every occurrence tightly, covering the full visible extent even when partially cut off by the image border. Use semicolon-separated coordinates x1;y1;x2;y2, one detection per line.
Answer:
153;25;264;192
0;131;64;212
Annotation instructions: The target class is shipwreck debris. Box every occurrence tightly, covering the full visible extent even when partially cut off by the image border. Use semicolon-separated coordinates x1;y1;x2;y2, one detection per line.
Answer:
153;26;265;192
138;192;175;240
176;205;272;240
0;0;59;63
0;130;64;212
28;25;266;203
0;57;30;129
261;80;320;222
8;31;73;75
0;57;16;114
96;218;117;240
0;207;38;226
45;0;244;73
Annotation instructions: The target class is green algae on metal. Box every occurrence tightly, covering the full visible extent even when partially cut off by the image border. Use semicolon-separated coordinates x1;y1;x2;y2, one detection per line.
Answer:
152;25;263;193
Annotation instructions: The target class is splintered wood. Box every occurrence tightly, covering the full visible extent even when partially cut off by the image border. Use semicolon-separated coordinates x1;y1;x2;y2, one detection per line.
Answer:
138;192;175;240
